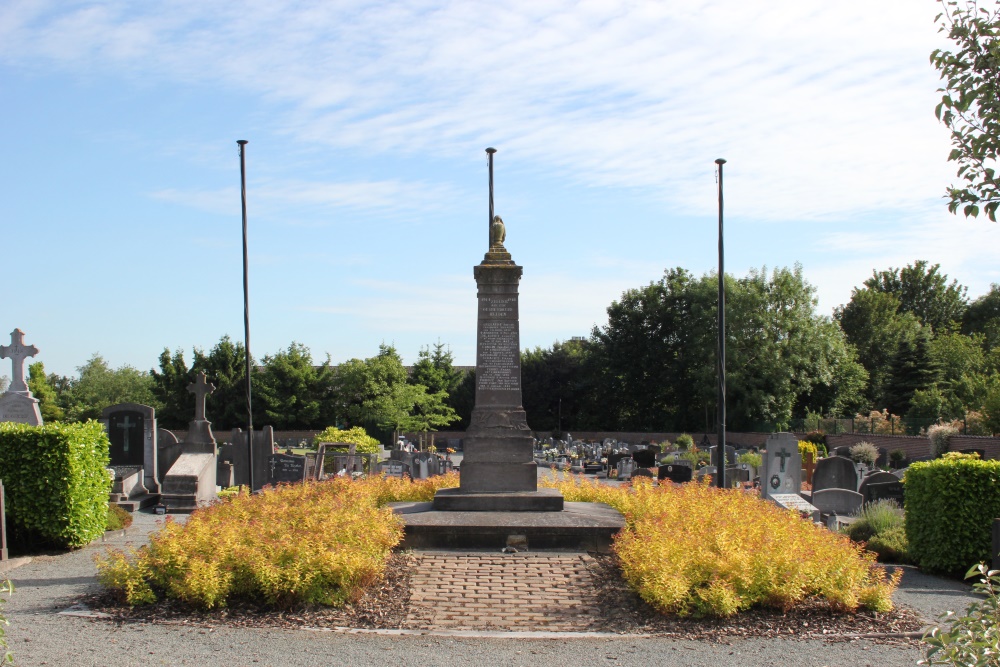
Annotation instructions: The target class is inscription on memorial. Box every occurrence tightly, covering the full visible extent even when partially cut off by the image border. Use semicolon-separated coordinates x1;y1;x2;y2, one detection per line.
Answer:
477;294;520;393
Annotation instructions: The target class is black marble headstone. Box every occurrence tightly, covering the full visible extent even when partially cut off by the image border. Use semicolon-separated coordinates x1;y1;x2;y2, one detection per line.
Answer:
107;409;145;467
269;453;306;484
632;449;656;468
658;464;693;483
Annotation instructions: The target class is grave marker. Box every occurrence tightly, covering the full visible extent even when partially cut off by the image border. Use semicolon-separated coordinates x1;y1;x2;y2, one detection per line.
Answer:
0;328;43;425
760;433;801;500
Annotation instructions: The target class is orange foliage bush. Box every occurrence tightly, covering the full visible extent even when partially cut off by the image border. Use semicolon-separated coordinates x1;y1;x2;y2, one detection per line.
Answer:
96;473;459;609
540;473;900;617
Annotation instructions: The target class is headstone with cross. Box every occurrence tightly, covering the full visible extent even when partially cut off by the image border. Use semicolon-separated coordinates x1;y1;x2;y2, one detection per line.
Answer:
760;432;802;501
184;372;217;453
0;329;43;425
101;403;160;497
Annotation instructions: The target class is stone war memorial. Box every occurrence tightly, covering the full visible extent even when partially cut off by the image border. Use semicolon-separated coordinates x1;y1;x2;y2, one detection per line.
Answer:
0;328;43;425
392;150;624;551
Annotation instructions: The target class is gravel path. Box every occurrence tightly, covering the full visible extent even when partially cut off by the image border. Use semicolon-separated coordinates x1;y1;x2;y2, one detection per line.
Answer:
0;508;984;667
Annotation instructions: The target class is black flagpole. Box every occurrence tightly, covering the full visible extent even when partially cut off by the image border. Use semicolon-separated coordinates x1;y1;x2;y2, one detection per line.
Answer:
238;140;254;491
715;158;727;489
486;147;497;244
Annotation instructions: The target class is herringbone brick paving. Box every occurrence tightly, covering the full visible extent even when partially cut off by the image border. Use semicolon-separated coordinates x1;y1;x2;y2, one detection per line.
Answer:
405;552;603;631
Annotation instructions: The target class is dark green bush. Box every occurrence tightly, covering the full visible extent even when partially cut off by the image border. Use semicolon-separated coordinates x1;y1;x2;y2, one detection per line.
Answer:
0;422;111;549
906;455;1000;574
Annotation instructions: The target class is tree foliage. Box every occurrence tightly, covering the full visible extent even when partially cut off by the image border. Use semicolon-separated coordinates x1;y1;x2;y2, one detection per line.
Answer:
60;355;158;421
256;343;335;430
863;260;968;334
589;266;863;431
932;0;1000;221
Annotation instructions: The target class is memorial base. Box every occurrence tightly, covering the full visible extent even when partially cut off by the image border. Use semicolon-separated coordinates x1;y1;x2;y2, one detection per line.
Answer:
391;501;625;552
433;487;564;512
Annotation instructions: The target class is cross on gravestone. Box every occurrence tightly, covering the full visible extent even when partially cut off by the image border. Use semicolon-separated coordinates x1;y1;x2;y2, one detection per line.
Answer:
187;372;216;422
775;448;792;473
0;329;39;393
118;415;135;453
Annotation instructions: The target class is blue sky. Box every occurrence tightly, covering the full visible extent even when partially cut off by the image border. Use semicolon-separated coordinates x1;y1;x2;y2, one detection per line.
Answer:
2;0;999;379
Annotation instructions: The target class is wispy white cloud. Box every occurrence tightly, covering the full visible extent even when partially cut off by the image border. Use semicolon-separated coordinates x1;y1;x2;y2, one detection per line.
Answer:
2;0;954;223
149;177;460;218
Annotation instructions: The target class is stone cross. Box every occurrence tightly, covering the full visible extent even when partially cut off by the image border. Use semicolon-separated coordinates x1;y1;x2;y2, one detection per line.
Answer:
0;329;39;393
775;448;792;473
187;372;216;422
118;415;135;453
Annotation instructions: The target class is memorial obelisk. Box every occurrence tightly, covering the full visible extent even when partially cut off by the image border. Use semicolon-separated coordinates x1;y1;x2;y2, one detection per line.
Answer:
433;148;563;511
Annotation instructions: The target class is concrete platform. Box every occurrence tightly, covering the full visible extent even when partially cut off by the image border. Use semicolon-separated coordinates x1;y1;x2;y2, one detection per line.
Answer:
389;501;625;552
432;487;564;512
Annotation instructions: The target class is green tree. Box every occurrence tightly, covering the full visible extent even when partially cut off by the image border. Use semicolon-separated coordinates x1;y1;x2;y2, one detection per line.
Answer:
836;289;923;406
963;283;1000;348
863;260;968;333
591;265;861;431
885;329;939;417
521;338;599;432
150;348;192;429
27;362;65;422
256;343;335;430
409;342;464;396
931;0;1000;221
62;354;158;421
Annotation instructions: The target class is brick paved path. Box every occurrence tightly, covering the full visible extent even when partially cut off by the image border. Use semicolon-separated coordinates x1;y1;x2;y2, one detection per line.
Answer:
405;552;603;631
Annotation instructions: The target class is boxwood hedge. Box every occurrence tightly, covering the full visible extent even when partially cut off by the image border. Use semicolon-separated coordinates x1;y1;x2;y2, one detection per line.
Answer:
0;421;111;548
905;455;1000;574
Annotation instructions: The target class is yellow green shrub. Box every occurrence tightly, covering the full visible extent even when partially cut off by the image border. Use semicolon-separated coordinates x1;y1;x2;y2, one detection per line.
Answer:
540;473;901;617
95;474;457;609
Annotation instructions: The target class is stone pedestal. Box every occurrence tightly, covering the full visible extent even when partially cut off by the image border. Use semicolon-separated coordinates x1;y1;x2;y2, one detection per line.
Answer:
432;244;562;512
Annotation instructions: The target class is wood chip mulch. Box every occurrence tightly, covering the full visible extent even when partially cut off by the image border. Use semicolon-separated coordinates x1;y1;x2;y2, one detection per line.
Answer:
77;551;926;645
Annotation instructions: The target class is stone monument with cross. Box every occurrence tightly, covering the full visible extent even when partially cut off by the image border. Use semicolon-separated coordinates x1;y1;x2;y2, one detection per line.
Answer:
760;432;802;501
160;371;219;512
101;403;160;507
0;328;43;425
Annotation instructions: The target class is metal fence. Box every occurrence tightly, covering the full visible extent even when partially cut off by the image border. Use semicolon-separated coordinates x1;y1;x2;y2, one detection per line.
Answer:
776;416;986;436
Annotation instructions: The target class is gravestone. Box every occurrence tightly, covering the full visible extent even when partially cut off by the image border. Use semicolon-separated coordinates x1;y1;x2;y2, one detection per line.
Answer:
160;372;218;512
631;468;654;478
157;428;182;485
858;471;897;497
433;218;563;512
223;426;274;491
658;464;693;483
696;465;717;479
101;402;160;503
865;480;905;505
760;432;802;500
770;493;820;522
617;458;636;480
811;456;859;494
0;329;43;425
726;466;750;485
811;488;863;516
833;446;852;457
709;445;737;467
269;453;307;484
632;449;656;468
607;453;627;472
960;448;986;459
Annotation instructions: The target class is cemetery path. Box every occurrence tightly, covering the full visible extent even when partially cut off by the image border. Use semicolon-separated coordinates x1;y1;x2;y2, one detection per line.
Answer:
0;508;983;667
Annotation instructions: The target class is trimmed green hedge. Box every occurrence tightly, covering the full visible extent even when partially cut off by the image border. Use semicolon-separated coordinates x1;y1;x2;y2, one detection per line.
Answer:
0;421;111;548
905;455;1000;574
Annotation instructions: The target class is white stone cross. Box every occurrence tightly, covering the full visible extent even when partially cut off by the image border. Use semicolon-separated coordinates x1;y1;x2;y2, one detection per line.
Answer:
187;372;216;422
0;329;39;393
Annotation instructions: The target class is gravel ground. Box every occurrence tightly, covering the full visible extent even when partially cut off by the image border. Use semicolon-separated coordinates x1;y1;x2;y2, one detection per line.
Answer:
0;507;985;667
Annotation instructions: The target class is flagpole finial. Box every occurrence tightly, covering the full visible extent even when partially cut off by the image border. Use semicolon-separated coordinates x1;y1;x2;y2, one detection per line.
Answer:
715;158;726;165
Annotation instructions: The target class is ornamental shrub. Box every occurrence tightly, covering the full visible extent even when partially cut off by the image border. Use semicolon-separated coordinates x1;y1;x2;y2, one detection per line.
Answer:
95;473;460;609
920;564;1000;666
0;422;111;549
906;456;1000;574
313;426;380;454
798;441;818;462
674;433;694;451
849;441;879;466
106;504;134;531
540;473;900;617
927;424;958;458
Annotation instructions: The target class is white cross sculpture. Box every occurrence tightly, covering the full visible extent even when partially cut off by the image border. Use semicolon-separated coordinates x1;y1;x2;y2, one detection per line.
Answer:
0;329;39;393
